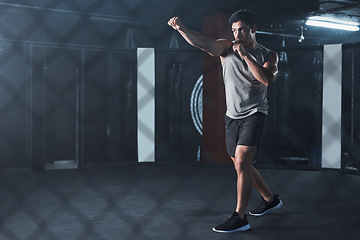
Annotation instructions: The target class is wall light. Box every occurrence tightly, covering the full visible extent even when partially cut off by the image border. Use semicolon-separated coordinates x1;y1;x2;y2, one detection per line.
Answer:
305;15;360;31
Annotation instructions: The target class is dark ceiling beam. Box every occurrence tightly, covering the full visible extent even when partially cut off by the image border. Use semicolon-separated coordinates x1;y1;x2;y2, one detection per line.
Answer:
319;0;360;13
0;2;139;24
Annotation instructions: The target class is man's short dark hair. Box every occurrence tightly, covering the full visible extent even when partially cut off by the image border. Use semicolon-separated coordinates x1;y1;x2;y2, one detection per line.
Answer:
229;10;256;27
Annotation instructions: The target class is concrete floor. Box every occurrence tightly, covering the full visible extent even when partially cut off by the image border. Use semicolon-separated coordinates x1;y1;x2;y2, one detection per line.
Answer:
0;163;359;240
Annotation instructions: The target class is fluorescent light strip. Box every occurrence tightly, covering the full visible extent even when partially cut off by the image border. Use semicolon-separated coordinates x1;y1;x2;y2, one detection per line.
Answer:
308;16;359;26
305;20;360;31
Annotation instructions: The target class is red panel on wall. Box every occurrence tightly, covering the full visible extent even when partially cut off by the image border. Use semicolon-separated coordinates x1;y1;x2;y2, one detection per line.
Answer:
202;13;232;163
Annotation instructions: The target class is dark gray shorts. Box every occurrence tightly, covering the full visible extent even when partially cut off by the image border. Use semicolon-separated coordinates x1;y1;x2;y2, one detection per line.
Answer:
225;112;267;158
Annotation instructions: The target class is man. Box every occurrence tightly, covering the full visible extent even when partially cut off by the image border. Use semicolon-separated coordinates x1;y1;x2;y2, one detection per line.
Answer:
168;9;283;233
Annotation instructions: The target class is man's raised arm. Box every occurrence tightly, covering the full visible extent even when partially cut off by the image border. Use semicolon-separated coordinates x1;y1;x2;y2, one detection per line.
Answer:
167;16;231;57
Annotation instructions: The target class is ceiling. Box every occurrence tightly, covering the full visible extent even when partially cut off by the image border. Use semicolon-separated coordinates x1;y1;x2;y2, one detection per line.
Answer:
257;0;360;45
319;0;360;18
0;0;359;47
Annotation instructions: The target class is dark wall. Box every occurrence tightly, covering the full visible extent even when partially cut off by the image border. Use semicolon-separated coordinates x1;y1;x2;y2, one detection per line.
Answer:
0;0;206;168
0;43;28;168
264;47;323;166
155;50;203;163
342;43;360;170
0;1;359;170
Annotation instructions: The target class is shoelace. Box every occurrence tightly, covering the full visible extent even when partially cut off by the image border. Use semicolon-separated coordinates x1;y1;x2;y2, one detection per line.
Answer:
225;213;239;223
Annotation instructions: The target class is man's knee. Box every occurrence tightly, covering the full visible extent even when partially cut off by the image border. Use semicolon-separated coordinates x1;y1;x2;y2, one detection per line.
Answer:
233;145;257;172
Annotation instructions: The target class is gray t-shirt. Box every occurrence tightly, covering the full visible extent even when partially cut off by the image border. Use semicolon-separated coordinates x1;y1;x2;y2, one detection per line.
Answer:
222;44;270;119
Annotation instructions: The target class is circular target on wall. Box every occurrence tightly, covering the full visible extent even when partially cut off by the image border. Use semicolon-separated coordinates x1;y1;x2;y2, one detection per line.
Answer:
190;75;203;135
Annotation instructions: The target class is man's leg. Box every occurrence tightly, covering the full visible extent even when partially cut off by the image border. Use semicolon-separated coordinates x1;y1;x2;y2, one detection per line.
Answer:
212;146;254;233
248;166;283;217
251;165;274;202
232;145;282;218
231;145;257;219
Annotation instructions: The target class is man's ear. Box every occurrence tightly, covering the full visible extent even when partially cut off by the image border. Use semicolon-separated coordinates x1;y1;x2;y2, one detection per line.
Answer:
251;25;257;33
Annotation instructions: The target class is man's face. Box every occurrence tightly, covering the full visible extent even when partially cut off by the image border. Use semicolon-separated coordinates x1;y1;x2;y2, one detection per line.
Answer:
232;21;255;45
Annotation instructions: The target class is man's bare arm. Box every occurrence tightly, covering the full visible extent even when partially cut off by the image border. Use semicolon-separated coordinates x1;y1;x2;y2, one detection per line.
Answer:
168;16;231;57
234;44;278;86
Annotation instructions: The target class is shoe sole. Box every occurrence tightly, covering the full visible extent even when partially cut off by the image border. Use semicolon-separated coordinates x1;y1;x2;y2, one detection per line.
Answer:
212;224;251;233
249;200;283;217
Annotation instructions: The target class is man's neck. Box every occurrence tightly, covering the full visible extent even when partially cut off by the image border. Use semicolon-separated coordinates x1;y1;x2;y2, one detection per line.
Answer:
245;39;258;49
